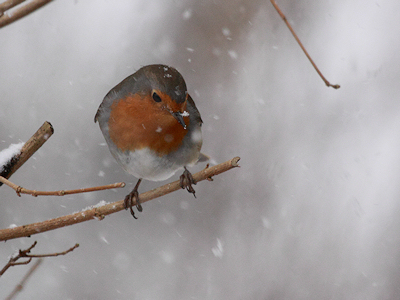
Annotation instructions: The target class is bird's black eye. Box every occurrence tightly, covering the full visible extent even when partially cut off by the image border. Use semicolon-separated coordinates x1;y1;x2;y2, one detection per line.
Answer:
152;92;162;102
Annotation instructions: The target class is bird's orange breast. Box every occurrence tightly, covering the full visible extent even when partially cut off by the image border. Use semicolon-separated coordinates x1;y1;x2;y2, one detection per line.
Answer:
108;94;189;156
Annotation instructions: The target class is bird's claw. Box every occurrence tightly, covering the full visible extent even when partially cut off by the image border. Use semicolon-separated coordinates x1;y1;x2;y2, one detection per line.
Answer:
124;179;143;219
180;167;197;198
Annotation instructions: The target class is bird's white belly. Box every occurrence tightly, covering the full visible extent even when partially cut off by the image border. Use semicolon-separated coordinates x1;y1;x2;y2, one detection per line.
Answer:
114;148;182;181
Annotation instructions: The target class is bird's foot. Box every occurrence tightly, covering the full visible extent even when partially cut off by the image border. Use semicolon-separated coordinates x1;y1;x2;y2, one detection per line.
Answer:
180;167;197;198
124;179;143;219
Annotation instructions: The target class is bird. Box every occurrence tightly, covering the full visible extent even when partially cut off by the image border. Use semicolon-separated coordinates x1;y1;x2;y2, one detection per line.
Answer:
95;64;206;218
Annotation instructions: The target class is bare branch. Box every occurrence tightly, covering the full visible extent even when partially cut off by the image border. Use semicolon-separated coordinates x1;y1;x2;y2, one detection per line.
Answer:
5;258;42;300
0;0;53;29
270;0;340;89
0;241;79;276
0;176;125;197
0;156;240;241
0;121;54;186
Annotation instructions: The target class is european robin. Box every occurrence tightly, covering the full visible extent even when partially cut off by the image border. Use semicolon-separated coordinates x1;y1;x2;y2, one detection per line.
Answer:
95;64;206;218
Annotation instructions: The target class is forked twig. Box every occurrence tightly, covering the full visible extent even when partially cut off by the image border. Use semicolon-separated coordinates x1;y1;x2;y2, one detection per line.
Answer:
270;0;340;89
0;176;125;197
0;241;79;276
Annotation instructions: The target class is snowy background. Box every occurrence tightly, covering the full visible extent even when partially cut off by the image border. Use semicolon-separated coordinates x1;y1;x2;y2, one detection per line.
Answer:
1;0;400;299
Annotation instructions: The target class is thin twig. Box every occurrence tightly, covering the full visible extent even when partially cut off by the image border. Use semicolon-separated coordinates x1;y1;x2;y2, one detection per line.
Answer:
0;241;79;276
0;0;53;28
0;176;125;197
0;121;54;186
26;243;79;258
270;0;340;89
0;156;240;241
5;258;43;300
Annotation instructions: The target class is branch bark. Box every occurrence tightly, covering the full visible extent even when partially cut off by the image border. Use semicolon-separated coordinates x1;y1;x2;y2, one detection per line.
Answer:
0;0;25;16
0;0;53;28
0;156;240;241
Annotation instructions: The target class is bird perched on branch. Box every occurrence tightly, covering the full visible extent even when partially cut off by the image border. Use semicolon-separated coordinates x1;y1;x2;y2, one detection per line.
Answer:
95;64;206;218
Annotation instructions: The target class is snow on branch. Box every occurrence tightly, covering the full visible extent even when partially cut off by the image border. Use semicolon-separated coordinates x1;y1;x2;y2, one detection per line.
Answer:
0;121;54;185
0;142;24;173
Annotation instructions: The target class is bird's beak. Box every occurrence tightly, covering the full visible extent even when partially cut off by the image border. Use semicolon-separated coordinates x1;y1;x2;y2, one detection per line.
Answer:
172;112;187;129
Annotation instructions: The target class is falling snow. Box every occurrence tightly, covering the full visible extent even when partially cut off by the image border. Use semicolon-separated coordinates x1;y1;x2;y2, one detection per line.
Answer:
211;238;224;258
227;50;238;60
182;9;192;20
1;1;400;299
222;27;231;37
100;235;109;245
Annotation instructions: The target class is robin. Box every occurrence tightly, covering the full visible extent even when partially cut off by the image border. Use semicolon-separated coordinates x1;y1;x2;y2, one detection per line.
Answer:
95;64;207;218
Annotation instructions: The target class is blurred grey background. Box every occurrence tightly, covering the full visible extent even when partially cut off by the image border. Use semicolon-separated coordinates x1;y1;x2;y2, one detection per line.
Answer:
1;0;400;299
